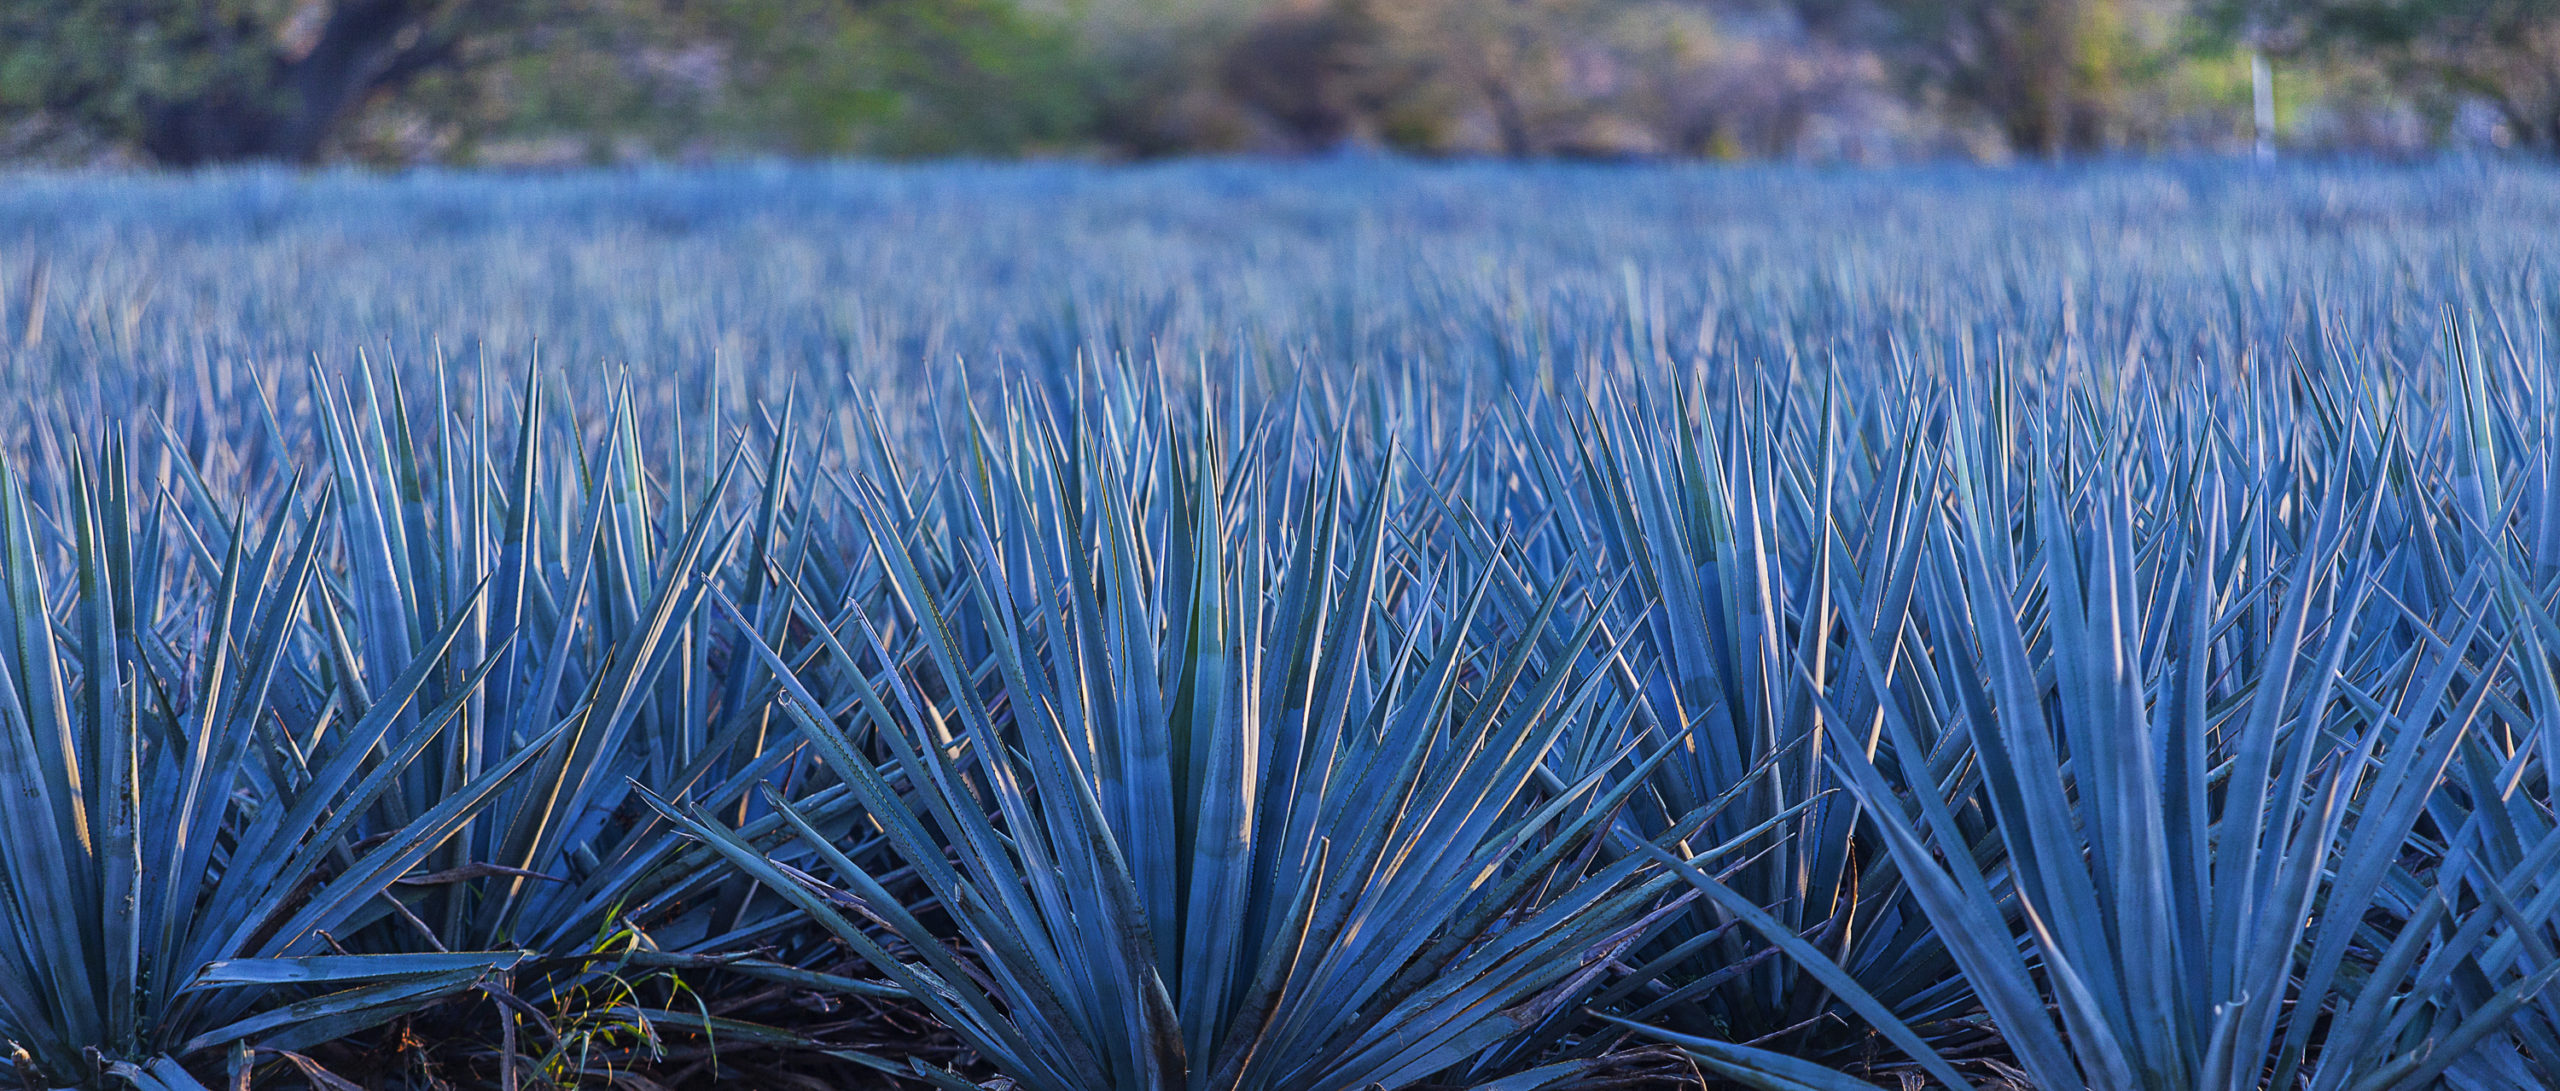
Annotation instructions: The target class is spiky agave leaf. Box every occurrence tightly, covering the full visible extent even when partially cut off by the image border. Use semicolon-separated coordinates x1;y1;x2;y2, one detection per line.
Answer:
1793;392;2550;1091
1490;372;1988;1078
267;360;917;1077
647;381;1707;1091
2354;319;2560;1091
259;360;894;957
0;434;543;1087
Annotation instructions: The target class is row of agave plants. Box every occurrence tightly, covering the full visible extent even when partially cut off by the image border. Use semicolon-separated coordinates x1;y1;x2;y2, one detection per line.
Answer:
4;329;2560;1091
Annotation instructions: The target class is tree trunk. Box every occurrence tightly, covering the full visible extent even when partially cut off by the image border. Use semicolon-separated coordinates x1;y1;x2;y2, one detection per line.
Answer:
1482;76;1533;158
137;0;430;166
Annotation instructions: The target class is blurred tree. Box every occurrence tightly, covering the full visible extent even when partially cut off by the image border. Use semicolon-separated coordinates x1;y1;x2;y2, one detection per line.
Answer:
0;0;1097;164
1220;0;1415;151
1389;0;1627;157
1219;0;1717;158
731;0;1098;156
1792;0;2144;155
0;0;566;164
1611;5;1889;159
1076;0;1264;155
2216;0;2560;150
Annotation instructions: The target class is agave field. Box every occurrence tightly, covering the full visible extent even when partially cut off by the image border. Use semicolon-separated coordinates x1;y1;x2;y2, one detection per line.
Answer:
2;160;2559;1090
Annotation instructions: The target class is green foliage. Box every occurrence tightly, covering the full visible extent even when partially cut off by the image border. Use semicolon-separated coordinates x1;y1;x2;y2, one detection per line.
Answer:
718;0;1100;156
0;0;553;163
0;0;286;134
0;0;1098;164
